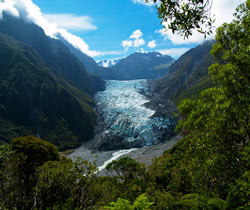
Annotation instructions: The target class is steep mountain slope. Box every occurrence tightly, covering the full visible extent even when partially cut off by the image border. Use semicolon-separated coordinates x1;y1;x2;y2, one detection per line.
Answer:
0;33;95;150
0;14;100;95
110;52;174;80
59;36;115;80
152;41;215;104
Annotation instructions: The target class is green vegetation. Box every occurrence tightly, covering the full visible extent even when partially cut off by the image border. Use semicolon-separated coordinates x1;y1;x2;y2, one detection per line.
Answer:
0;14;95;95
0;33;95;150
151;0;214;38
173;74;214;104
0;1;249;209
153;40;215;104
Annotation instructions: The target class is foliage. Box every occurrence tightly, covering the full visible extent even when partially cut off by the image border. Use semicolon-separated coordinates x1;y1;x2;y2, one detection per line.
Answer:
148;0;214;38
226;171;250;209
176;0;250;198
11;135;59;166
106;157;148;201
0;1;250;210
35;157;97;210
0;32;95;150
106;157;146;182
0;136;59;209
103;193;153;210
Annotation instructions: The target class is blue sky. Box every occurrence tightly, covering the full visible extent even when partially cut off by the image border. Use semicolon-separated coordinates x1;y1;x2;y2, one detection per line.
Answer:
0;0;243;61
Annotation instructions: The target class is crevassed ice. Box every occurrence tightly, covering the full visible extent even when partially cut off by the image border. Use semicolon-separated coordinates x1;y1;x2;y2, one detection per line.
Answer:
95;80;170;146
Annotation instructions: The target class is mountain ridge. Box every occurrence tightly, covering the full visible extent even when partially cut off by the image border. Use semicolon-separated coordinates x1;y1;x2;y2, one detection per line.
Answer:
109;52;174;80
152;40;215;104
0;16;98;149
0;13;104;95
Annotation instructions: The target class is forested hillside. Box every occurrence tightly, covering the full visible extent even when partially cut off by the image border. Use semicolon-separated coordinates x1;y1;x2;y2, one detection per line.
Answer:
0;33;96;150
152;41;215;104
0;14;104;95
0;1;249;209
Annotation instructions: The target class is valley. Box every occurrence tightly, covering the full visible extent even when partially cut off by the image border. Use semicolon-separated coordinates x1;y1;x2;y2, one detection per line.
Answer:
1;0;249;209
69;79;178;169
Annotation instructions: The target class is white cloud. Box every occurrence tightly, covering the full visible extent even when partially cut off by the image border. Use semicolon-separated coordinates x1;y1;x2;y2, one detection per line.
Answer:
148;40;156;48
122;40;133;48
131;0;157;7
56;28;100;57
129;29;143;39
157;48;190;59
0;0;19;18
122;29;145;51
0;0;112;57
44;14;97;31
156;0;245;45
156;26;214;45
134;38;145;47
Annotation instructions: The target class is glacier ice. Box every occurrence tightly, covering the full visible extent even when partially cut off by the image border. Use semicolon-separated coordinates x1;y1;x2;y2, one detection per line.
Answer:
94;80;171;147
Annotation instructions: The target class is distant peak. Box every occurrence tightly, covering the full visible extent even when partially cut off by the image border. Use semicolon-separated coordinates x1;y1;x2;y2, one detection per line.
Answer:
97;59;121;68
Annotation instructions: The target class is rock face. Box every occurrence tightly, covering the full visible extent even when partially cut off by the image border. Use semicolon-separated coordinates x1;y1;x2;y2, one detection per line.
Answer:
110;52;174;80
86;80;177;151
152;41;215;103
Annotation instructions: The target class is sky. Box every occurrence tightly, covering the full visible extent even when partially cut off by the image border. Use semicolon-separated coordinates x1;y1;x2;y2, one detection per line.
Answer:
0;0;244;61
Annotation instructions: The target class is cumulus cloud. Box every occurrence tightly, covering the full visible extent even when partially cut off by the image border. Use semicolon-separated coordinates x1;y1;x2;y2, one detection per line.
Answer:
0;0;19;18
122;29;145;51
131;0;158;7
157;48;190;59
44;14;97;31
156;0;244;45
148;40;156;48
0;0;116;57
156;25;214;45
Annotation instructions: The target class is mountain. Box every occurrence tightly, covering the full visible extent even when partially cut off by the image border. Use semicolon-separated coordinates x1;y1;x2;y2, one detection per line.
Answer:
152;41;215;104
0;13;104;95
110;52;174;80
0;32;96;150
59;36;115;80
97;59;120;68
53;39;175;81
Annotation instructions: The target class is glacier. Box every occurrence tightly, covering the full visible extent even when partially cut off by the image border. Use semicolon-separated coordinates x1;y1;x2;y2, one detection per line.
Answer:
93;80;172;149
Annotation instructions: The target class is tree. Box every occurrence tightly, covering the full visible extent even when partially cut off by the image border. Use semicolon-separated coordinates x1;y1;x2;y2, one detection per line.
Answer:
0;135;59;209
147;0;214;38
103;193;153;210
176;0;250;197
106;157;148;201
35;157;97;209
